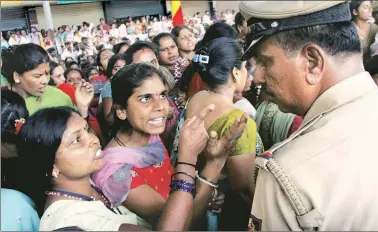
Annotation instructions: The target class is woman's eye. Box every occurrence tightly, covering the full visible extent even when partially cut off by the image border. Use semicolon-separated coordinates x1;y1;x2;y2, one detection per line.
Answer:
73;137;80;144
160;94;166;99
140;97;150;103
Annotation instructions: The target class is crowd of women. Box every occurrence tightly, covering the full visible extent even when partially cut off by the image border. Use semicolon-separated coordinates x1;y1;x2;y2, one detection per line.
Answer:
2;0;378;231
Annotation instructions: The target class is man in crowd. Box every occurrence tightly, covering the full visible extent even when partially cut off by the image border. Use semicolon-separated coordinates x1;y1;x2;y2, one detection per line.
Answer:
61;41;78;61
30;27;41;46
80;37;97;56
47;47;59;63
79;21;91;38
202;10;212;25
234;12;248;49
240;1;378;230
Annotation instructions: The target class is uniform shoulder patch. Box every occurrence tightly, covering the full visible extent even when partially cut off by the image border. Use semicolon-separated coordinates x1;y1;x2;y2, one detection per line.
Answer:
248;214;262;231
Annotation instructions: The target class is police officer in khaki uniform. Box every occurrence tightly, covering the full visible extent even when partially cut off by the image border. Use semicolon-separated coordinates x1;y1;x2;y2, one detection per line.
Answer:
240;1;378;230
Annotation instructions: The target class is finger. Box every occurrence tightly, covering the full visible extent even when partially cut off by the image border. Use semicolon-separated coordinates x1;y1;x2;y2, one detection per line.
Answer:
86;85;94;91
220;113;248;150
192;104;215;128
183;116;197;127
212;208;222;214
76;80;83;89
211;199;225;206
206;130;218;150
213;193;225;201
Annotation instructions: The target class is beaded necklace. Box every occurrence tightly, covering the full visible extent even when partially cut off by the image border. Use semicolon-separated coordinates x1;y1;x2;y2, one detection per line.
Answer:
45;184;111;208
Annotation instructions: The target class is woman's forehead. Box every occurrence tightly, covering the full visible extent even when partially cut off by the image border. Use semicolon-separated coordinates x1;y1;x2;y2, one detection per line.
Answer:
133;75;165;93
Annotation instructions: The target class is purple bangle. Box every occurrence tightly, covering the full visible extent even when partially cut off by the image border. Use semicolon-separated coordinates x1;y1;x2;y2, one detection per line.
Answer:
171;172;195;182
170;179;196;198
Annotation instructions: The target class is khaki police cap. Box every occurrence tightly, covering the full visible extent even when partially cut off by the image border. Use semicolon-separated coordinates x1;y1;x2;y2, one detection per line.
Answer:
239;1;351;60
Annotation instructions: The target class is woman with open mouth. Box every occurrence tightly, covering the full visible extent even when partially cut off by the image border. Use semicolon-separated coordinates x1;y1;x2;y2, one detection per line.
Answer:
93;63;227;229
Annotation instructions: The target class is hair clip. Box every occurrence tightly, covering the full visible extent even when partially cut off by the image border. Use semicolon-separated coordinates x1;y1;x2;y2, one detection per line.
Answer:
15;118;25;135
193;54;209;64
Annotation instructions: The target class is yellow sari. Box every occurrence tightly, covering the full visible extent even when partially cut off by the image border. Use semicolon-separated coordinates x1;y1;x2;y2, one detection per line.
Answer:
208;108;263;157
202;108;263;230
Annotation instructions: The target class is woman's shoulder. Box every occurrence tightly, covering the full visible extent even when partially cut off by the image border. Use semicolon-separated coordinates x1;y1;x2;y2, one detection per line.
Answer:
40;200;138;231
1;189;40;231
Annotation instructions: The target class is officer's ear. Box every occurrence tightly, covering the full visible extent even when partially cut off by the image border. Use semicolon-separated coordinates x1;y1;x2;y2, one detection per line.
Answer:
301;44;325;86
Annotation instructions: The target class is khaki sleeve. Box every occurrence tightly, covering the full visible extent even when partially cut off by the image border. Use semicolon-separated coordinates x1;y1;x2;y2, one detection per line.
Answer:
250;170;302;231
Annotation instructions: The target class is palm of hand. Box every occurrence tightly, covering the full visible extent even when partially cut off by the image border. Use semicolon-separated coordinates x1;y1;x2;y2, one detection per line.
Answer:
204;113;248;161
75;81;94;107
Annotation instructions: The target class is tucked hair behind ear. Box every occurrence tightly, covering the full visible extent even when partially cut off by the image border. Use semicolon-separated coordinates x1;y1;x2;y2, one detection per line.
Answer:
111;63;165;136
16;106;77;217
349;0;365;21
192;37;243;89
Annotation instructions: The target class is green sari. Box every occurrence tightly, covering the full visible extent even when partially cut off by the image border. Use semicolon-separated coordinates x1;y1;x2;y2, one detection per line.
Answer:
26;86;75;115
255;101;295;150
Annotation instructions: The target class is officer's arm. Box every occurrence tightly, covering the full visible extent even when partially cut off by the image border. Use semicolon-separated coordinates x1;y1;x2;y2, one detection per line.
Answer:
251;169;306;230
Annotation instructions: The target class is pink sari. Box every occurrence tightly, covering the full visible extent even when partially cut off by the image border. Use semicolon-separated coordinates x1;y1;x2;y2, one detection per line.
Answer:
92;136;165;207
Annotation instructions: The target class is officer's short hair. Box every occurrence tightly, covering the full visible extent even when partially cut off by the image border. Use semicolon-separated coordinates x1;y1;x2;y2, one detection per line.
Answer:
270;22;361;58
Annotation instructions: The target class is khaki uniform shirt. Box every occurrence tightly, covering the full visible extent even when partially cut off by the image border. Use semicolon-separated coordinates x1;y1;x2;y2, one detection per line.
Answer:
250;72;378;231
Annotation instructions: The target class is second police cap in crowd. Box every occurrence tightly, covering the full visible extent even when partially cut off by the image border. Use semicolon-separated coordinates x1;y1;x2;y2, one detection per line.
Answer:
238;1;351;60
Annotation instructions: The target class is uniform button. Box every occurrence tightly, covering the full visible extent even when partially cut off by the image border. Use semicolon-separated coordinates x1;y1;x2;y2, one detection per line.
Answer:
155;186;158;190
161;178;164;182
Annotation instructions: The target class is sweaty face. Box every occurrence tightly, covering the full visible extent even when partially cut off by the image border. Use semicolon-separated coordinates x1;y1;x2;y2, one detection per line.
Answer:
133;49;159;69
178;28;195;52
66;70;82;88
252;38;308;114
16;62;50;97
51;66;66;86
158;36;179;66
54;113;103;180
122;74;169;136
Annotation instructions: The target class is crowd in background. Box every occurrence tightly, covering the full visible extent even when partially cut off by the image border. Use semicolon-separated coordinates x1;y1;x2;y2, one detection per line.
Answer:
2;1;378;231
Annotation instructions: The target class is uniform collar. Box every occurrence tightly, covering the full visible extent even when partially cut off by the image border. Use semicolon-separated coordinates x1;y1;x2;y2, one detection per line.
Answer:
303;72;376;126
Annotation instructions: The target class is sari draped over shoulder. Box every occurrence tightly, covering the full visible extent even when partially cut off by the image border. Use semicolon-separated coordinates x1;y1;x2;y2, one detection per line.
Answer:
92;136;165;207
